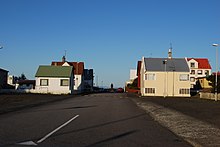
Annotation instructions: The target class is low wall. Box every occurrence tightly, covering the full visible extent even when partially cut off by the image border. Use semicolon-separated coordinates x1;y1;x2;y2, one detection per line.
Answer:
0;89;72;95
200;92;220;100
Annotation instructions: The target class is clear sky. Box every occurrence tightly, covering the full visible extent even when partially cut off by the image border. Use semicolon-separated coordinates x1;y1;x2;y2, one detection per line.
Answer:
0;0;220;88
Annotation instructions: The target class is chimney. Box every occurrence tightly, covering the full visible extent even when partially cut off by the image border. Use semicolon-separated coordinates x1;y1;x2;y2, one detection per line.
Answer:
62;56;66;62
168;48;172;59
168;43;173;59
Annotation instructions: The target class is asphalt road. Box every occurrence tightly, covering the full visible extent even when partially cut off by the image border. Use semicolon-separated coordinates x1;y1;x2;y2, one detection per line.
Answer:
0;93;191;147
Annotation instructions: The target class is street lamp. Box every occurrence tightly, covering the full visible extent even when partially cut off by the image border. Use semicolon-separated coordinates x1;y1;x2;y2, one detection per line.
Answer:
0;46;3;49
163;60;167;98
213;43;219;101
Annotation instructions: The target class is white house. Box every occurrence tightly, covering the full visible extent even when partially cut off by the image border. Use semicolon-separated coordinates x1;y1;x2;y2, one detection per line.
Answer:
35;65;74;94
51;56;85;93
140;57;190;97
186;58;212;88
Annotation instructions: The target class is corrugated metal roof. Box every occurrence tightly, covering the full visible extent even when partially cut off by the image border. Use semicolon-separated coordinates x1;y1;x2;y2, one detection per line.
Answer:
144;58;189;72
35;66;73;77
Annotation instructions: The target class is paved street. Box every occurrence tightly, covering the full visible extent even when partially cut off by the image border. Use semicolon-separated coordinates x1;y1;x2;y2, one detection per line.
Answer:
0;93;191;147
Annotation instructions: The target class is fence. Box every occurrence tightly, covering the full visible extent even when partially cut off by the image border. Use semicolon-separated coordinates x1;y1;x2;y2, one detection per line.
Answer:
200;92;220;100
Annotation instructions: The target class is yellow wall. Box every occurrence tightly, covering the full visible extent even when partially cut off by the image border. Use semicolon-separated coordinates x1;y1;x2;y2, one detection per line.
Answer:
142;71;190;97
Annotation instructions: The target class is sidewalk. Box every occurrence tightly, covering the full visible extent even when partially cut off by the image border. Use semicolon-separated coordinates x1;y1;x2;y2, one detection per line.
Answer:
131;96;220;147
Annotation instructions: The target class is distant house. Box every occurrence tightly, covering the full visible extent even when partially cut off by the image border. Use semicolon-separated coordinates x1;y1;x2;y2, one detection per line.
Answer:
35;65;74;94
187;58;212;88
0;68;8;89
51;56;85;93
140;57;190;97
84;69;94;92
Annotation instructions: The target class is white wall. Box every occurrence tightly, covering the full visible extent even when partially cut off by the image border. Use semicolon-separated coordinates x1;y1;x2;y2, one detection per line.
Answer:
35;77;73;94
74;75;83;92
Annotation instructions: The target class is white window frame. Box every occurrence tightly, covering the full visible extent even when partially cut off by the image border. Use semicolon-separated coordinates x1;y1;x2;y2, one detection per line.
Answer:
190;77;195;82
179;74;189;81
145;88;156;94
198;70;202;75
190;70;195;75
145;73;156;80
179;88;190;94
190;62;195;68
205;70;209;75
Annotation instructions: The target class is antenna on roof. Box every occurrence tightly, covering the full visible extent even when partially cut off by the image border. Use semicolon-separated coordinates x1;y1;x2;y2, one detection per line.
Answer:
62;50;67;62
168;43;172;59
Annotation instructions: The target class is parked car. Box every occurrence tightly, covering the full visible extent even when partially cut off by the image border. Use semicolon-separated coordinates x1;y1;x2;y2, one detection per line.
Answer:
116;88;124;93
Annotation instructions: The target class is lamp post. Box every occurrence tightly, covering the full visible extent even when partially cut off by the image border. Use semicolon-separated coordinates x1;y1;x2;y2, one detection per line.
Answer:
163;60;167;98
213;43;219;101
0;46;3;49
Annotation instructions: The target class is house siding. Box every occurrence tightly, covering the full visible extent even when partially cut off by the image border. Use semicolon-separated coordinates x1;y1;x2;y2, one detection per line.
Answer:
140;57;190;97
35;76;74;94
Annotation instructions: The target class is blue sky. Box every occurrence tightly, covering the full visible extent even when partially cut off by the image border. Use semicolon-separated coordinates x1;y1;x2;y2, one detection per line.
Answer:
0;0;220;88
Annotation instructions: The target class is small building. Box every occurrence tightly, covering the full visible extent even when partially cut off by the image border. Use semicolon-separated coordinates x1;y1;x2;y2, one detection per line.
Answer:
84;69;94;92
51;56;85;93
35;65;74;94
140;57;190;97
0;68;8;89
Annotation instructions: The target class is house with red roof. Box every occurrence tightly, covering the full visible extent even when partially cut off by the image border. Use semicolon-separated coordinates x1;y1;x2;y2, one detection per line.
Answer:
186;58;212;88
51;56;85;93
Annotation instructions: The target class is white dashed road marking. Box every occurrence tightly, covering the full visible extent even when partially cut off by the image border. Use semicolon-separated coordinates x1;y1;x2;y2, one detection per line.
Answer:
17;115;79;146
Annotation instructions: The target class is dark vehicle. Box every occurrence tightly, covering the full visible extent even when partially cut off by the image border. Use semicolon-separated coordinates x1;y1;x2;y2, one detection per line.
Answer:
116;88;124;93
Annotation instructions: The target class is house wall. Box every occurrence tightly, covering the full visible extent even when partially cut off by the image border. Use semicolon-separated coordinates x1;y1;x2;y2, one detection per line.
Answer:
74;75;83;92
35;77;73;94
141;71;190;97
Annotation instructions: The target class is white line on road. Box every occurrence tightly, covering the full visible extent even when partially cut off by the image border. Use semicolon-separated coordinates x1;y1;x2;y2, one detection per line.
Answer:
17;115;79;146
37;114;79;143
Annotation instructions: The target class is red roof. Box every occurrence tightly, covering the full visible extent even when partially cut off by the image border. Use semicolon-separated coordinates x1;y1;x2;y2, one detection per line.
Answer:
187;58;212;69
51;61;84;75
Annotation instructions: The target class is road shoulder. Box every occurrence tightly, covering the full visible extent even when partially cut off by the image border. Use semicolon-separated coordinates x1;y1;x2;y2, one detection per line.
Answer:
131;97;220;147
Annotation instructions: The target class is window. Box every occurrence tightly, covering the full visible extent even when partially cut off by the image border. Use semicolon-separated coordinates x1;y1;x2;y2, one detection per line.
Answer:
145;73;156;80
205;70;209;75
190;77;195;82
179;74;189;81
179;89;189;94
60;79;69;86
40;79;48;86
191;70;195;75
190;62;195;68
198;70;202;75
145;88;155;94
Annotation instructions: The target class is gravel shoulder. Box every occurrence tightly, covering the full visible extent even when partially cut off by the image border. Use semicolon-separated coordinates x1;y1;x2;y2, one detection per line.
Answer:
129;95;220;147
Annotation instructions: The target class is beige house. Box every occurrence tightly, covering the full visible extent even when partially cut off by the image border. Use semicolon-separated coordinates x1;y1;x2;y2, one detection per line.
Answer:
140;57;190;97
